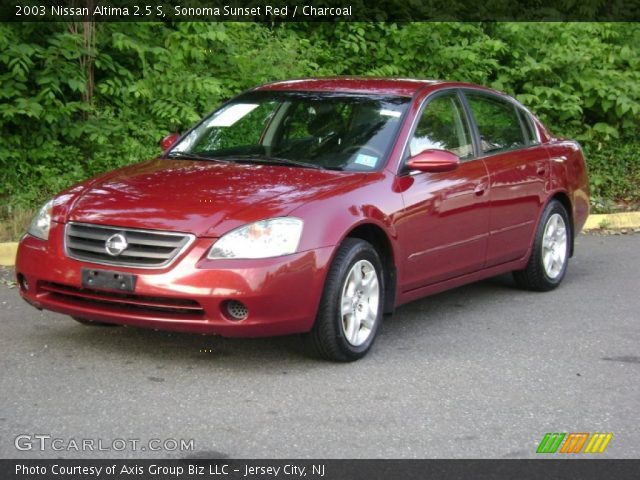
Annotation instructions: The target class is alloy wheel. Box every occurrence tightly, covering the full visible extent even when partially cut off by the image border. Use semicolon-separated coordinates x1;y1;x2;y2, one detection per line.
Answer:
542;213;568;279
340;259;380;346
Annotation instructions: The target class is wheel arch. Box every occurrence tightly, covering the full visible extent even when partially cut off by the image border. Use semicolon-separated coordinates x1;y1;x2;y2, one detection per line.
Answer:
343;222;397;315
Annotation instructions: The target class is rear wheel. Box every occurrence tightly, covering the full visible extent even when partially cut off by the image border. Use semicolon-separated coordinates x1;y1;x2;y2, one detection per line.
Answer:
72;316;120;327
304;238;384;362
513;200;571;291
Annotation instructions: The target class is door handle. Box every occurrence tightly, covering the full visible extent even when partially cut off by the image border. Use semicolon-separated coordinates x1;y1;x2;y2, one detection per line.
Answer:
474;183;487;196
536;166;546;176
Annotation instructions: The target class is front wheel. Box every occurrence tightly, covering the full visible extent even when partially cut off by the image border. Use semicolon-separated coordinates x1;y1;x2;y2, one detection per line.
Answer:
303;238;384;362
513;200;571;291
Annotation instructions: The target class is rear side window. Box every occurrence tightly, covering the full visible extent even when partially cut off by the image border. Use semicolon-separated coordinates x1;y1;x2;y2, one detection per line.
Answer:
465;93;526;154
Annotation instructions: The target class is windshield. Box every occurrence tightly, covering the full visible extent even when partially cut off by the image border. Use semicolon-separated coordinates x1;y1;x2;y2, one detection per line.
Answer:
168;91;410;171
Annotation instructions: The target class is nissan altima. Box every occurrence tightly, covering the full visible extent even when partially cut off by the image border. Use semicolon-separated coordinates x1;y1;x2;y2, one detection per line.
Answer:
16;78;589;361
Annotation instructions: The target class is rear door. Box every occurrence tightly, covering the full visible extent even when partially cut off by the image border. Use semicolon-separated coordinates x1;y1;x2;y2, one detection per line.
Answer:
462;91;550;267
397;90;490;291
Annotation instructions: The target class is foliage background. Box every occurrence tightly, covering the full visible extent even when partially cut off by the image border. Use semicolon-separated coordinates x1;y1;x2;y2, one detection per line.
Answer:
1;22;639;219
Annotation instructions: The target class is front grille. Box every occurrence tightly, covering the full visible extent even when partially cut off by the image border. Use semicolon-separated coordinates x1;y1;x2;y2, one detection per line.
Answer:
40;282;205;318
65;222;194;268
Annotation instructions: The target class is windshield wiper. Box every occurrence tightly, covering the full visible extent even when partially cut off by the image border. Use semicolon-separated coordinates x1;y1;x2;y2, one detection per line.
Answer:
230;154;326;170
165;151;227;163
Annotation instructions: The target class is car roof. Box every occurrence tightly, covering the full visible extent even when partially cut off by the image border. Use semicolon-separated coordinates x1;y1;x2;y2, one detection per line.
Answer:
254;77;471;97
256;77;548;142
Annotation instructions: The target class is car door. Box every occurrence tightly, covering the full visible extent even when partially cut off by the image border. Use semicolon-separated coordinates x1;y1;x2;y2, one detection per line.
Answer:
463;91;550;267
397;90;490;291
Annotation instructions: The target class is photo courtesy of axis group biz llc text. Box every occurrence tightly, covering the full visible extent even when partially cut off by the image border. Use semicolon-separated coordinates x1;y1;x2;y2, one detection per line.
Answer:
1;0;639;479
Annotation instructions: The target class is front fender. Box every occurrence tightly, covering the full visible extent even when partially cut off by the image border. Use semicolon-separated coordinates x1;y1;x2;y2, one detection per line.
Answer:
290;172;401;259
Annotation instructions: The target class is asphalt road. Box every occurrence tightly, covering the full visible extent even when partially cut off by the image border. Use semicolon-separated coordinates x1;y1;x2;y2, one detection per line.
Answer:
1;233;638;459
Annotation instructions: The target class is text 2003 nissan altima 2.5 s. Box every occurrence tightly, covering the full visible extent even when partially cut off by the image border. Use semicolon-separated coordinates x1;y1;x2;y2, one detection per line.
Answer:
16;78;589;361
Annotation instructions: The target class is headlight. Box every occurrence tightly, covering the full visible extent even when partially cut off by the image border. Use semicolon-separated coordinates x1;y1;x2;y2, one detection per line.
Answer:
27;199;54;240
208;217;303;259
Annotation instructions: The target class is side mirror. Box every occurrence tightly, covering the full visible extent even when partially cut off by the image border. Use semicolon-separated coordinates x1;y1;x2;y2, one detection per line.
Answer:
406;149;460;173
160;132;181;151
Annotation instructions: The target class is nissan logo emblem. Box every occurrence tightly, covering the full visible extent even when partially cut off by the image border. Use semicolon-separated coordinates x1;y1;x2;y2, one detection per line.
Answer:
105;233;128;256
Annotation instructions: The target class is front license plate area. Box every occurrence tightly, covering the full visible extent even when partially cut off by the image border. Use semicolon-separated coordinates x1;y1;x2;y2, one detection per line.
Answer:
81;268;136;293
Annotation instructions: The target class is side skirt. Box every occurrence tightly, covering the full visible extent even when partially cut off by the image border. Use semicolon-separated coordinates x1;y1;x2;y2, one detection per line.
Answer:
395;256;529;307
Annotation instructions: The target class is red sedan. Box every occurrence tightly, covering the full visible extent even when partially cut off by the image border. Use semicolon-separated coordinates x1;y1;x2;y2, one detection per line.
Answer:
16;78;589;361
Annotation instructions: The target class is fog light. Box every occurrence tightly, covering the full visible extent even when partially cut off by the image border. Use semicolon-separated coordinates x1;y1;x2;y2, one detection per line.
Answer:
17;273;29;291
224;300;248;321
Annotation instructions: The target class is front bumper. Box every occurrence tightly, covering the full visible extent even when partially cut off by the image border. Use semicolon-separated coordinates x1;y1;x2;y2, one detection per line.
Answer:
15;222;333;337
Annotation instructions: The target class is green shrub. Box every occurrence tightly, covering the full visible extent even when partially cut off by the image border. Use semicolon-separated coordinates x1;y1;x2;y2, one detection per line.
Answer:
1;22;638;213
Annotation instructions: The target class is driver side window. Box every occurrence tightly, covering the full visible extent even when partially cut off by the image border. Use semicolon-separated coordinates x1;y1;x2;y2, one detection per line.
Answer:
410;93;473;160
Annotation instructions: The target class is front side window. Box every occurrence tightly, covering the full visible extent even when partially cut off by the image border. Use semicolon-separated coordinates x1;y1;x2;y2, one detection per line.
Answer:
170;91;410;171
465;93;526;154
409;93;474;160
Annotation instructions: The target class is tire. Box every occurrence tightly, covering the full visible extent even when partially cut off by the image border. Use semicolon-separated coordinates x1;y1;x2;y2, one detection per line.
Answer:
303;238;384;362
72;316;120;327
513;200;571;291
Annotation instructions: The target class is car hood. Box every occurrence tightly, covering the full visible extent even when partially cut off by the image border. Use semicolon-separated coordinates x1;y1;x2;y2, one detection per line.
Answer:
66;158;366;237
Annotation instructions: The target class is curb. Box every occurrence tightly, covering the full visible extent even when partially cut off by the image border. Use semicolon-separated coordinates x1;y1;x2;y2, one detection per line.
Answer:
582;211;640;231
0;242;18;267
0;212;639;267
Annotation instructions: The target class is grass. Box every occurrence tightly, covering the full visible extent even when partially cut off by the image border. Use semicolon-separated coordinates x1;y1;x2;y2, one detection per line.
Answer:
0;207;33;242
598;218;611;230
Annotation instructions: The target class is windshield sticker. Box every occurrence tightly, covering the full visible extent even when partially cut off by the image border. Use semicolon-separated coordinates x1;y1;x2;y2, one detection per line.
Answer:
379;109;402;118
207;103;259;127
354;153;378;167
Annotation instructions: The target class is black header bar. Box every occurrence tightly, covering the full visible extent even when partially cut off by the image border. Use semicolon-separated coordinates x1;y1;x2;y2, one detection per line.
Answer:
2;0;640;22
